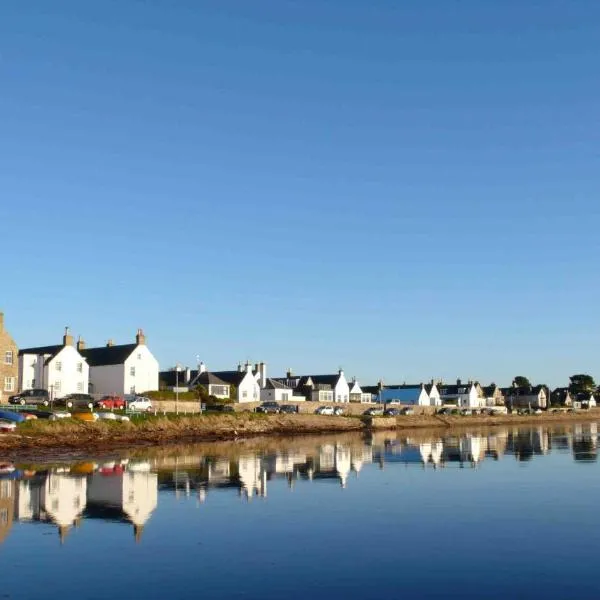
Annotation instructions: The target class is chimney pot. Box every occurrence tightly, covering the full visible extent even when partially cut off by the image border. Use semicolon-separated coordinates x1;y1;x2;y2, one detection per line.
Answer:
107;339;114;347
63;327;74;347
76;336;86;351
135;329;146;345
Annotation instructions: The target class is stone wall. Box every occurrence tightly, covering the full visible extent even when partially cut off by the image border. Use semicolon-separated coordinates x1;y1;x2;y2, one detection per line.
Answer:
0;313;18;404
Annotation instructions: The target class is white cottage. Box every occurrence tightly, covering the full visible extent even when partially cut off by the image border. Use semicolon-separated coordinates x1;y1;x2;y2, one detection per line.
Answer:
189;362;260;403
261;378;296;403
81;329;159;397
438;380;485;409
18;328;89;399
348;379;373;403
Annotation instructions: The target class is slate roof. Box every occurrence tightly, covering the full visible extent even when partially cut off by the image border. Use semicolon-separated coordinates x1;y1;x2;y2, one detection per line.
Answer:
505;385;547;397
193;372;229;387
81;344;137;367
482;385;502;397
307;374;342;387
361;386;380;396
265;378;292;390
439;384;474;395
210;370;250;386
19;345;63;357
159;369;198;387
574;392;595;401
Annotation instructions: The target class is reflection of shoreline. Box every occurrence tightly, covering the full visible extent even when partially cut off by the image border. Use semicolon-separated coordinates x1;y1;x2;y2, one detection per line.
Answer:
1;423;598;545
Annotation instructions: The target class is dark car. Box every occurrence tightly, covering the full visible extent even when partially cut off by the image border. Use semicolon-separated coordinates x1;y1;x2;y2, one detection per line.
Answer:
256;402;280;414
279;404;298;414
59;393;95;409
384;408;400;416
8;389;50;406
363;407;384;416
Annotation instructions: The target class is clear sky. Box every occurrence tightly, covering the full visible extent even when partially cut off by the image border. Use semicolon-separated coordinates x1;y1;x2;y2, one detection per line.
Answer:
1;0;599;387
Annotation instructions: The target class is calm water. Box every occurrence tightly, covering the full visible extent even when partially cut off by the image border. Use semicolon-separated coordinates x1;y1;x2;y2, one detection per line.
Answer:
1;423;600;599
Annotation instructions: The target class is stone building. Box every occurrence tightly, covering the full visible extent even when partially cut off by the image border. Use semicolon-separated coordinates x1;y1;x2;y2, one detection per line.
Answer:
0;312;18;403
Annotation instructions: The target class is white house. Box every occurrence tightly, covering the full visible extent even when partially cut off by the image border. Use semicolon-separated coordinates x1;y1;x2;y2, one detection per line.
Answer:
81;329;159;397
18;328;89;399
189;362;260;403
505;385;548;410
438;380;485;408
348;379;373;403
261;378;296;403
424;383;442;406
273;369;350;403
573;392;596;410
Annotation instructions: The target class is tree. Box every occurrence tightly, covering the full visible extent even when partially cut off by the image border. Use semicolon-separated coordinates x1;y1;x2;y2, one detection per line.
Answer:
193;384;210;403
569;374;596;394
512;376;531;388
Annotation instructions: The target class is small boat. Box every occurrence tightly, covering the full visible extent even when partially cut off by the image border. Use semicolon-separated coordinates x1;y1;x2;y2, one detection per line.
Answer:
21;413;38;420
49;411;71;420
23;410;53;419
71;412;98;422
0;409;26;423
0;420;17;432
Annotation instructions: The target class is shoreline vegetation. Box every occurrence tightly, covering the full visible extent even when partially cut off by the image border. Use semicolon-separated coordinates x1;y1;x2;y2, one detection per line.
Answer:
2;409;600;459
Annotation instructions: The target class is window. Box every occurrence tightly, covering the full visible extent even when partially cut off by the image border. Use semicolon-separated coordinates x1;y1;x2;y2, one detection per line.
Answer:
76;362;83;373
130;366;136;377
4;351;13;365
210;385;228;397
137;353;142;360
31;379;36;388
53;380;61;392
55;361;62;372
0;508;7;525
77;382;83;392
130;386;136;394
242;390;248;398
4;377;14;392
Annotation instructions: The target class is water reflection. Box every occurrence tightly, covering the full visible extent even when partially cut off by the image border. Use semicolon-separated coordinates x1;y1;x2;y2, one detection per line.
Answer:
0;422;598;546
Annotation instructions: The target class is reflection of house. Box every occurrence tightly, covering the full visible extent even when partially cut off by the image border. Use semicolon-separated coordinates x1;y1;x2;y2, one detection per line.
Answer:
439;380;484;408
87;470;158;541
238;456;266;498
41;473;87;542
573;423;597;462
0;479;15;544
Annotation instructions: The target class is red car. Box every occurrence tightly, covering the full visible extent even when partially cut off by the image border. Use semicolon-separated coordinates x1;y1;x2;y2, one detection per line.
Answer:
96;395;125;410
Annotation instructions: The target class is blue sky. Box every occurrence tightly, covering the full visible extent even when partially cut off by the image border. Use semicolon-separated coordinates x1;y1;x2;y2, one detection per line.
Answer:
1;0;599;387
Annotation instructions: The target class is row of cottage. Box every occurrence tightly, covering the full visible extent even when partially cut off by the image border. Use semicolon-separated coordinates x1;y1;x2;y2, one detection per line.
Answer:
0;312;594;409
0;312;159;401
160;363;596;410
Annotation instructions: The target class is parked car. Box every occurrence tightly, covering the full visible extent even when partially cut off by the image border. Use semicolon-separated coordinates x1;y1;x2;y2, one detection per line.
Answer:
256;402;280;414
8;389;50;406
279;404;298;414
402;408;415;416
315;405;335;415
127;397;153;412
363;407;384;416
96;395;125;410
59;393;95;409
333;407;345;416
461;409;472;416
384;408;400;416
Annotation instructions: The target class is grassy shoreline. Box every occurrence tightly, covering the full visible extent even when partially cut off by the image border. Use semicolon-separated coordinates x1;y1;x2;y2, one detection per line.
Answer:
1;410;599;459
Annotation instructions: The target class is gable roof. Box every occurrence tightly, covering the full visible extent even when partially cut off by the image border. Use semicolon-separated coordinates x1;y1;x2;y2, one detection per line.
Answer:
265;378;292;390
19;344;63;357
482;385;502;397
81;344;137;367
361;385;380;395
193;372;229;387
210;370;251;386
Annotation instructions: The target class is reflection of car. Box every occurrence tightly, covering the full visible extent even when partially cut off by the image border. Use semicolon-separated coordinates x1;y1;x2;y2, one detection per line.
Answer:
60;394;94;409
8;389;50;406
333;407;345;416
363;407;384;416
256;402;280;414
128;397;153;412
315;406;334;415
384;408;400;416
96;395;125;410
279;404;298;414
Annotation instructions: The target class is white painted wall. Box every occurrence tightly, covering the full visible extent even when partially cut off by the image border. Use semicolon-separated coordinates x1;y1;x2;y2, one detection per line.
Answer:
428;384;442;406
237;371;260;403
260;387;293;402
46;346;89;398
123;345;159;395
334;372;350;403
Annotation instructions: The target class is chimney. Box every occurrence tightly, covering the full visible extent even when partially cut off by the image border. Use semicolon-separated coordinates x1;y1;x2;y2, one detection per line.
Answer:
338;368;344;376
456;378;462;386
76;336;86;351
259;362;267;388
287;368;294;378
245;361;252;373
63;327;74;347
107;339;115;347
199;361;206;374
238;363;243;373
0;312;4;333
136;328;146;345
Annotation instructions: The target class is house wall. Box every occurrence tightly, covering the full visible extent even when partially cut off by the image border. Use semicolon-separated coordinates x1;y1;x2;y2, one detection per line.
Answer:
89;364;125;396
46;346;89;398
124;345;159;395
428;385;441;406
18;353;46;393
0;315;18;403
261;388;294;402
334;374;350;403
237;372;260;403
